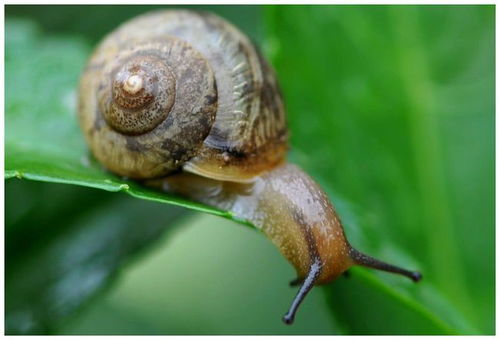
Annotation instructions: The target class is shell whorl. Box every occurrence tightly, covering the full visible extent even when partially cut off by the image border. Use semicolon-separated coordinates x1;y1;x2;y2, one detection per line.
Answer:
101;53;176;135
79;34;218;178
79;10;287;181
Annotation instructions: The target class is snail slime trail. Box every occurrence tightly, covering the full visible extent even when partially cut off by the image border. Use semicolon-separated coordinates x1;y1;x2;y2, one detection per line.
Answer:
78;9;422;325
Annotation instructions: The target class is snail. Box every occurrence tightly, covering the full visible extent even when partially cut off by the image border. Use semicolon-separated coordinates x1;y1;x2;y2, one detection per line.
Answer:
78;9;422;325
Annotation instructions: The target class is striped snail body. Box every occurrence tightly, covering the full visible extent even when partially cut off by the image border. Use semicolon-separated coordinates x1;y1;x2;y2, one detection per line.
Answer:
79;10;421;325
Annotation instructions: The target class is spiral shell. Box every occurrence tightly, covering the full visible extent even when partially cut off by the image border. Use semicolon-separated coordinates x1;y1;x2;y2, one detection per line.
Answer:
79;10;287;181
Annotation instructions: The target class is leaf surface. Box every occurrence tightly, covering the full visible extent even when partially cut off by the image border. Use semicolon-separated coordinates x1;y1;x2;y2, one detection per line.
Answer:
5;5;494;334
264;5;494;334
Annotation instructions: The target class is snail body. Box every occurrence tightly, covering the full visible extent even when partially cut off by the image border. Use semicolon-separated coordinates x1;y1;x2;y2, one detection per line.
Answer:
79;10;421;325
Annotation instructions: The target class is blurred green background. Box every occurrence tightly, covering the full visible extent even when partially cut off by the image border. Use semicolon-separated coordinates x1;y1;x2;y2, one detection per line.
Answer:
5;5;494;335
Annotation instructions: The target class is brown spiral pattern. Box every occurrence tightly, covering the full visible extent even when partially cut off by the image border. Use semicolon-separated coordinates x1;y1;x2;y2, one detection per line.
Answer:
79;36;218;178
99;54;176;135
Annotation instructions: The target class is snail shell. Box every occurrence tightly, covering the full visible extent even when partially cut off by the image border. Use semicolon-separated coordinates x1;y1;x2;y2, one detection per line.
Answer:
79;10;287;181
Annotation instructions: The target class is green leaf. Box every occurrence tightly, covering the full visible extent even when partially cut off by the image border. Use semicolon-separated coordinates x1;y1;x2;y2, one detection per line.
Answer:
6;180;187;334
265;5;493;335
5;4;494;335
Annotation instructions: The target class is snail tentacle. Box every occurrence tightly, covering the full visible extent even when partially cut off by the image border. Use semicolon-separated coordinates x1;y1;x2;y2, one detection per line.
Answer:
283;258;322;325
348;247;423;282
